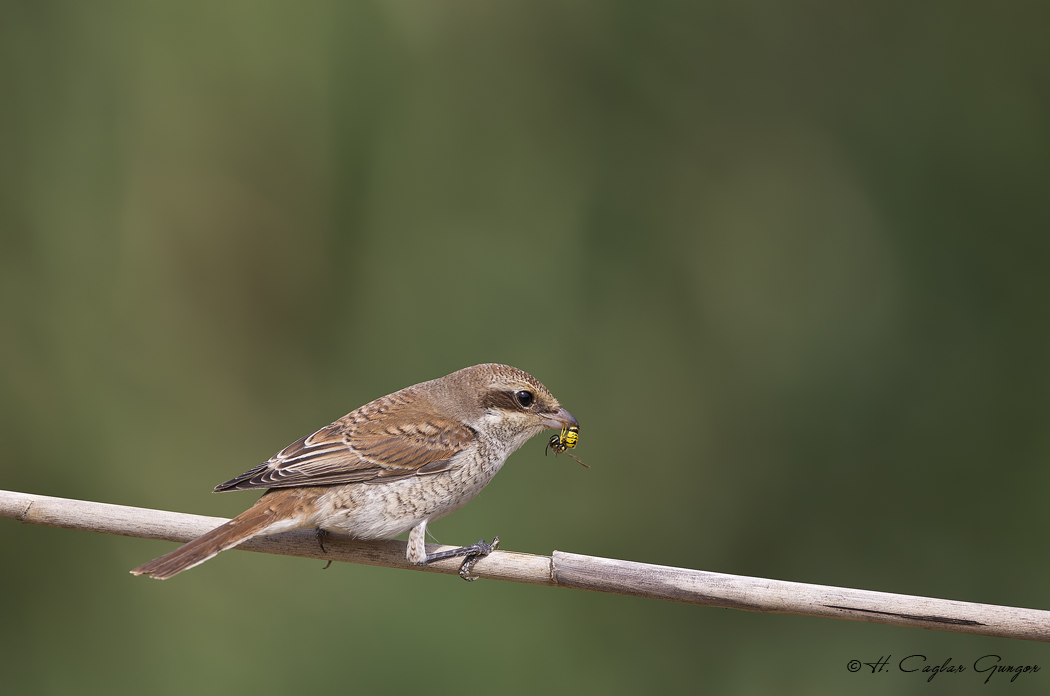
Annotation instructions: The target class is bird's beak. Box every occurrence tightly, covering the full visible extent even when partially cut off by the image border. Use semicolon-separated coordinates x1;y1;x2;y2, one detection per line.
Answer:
541;408;579;430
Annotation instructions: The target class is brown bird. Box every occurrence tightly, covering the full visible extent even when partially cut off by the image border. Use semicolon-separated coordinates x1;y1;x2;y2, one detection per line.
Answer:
131;364;578;580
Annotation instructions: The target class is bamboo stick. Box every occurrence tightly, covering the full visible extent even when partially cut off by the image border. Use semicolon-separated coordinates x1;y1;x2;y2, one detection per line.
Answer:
3;489;1047;642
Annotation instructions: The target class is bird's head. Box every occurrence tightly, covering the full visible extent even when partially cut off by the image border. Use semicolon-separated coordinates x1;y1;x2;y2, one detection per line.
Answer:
430;364;578;453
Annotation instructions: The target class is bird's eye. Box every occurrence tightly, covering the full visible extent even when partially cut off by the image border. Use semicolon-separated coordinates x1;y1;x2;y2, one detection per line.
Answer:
515;390;535;408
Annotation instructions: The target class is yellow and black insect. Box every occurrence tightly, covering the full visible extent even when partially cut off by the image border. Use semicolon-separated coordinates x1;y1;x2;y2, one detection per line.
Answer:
546;426;588;468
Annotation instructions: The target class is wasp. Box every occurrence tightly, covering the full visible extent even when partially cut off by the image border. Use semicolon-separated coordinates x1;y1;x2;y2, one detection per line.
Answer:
546;425;588;468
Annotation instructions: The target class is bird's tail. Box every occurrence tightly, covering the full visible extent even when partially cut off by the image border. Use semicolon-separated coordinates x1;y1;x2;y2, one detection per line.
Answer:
131;491;302;580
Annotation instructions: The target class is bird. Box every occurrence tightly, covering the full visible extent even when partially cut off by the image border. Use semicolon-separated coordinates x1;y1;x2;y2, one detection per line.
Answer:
131;363;579;580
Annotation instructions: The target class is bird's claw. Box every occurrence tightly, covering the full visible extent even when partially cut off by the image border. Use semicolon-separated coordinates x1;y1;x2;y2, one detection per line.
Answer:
458;537;499;581
316;529;333;569
422;536;500;581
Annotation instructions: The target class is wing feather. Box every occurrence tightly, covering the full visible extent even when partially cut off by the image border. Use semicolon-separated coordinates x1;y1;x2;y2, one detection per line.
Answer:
214;391;475;492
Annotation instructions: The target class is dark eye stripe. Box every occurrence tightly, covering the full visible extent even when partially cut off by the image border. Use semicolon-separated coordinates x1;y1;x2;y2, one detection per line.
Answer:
481;389;534;412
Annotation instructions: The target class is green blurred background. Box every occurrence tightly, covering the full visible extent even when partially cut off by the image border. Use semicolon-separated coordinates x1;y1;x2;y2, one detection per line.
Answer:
2;2;1048;694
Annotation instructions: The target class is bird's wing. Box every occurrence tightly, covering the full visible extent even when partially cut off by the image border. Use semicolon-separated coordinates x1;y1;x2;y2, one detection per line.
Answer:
214;392;475;491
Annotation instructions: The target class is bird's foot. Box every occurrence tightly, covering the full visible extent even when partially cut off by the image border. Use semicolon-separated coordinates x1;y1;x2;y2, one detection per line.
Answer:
422;537;500;582
316;529;333;569
457;537;499;581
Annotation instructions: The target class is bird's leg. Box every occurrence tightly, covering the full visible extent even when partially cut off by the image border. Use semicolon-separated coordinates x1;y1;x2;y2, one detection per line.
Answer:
423;537;500;582
408;520;499;581
316;528;333;570
407;520;429;565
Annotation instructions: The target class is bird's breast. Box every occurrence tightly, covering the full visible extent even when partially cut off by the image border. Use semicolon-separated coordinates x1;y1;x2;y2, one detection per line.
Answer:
312;445;508;539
